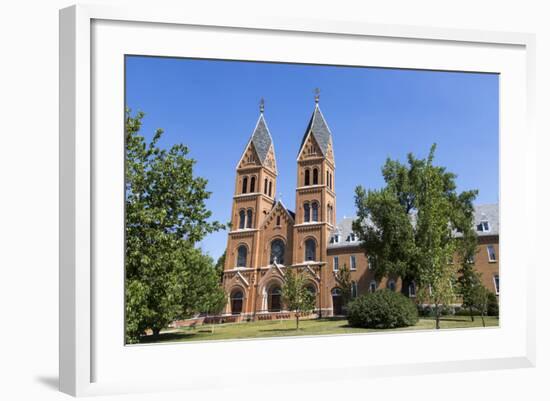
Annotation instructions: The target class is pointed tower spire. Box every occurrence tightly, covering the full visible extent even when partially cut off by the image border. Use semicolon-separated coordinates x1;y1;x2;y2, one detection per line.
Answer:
297;93;333;158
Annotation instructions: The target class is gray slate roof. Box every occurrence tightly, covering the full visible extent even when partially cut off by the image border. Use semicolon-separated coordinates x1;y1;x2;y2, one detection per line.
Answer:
251;114;273;164
473;203;499;237
328;203;499;249
298;105;332;157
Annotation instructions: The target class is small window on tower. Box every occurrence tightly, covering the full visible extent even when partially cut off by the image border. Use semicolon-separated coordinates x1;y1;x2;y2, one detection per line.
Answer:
313;168;318;185
311;202;319;222
305;169;310;186
246;209;253;228
242;176;248;194
250;176;256;192
303;202;310;223
276;215;281;226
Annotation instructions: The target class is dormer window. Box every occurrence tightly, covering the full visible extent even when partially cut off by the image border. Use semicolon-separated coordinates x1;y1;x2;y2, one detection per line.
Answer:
478;217;490;232
348;233;357;242
333;234;340;243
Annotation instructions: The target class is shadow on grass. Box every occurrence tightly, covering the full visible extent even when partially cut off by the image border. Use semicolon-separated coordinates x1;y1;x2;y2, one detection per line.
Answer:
258;328;302;333
140;331;198;343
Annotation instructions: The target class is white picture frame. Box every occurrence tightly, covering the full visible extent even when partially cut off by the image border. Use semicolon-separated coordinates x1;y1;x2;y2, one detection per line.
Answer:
59;3;536;397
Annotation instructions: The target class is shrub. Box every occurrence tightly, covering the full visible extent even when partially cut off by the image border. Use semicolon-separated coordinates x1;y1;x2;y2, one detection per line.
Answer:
487;292;499;316
347;289;419;329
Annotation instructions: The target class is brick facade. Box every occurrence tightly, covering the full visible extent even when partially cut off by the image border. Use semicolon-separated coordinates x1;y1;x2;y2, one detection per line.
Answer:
221;104;499;319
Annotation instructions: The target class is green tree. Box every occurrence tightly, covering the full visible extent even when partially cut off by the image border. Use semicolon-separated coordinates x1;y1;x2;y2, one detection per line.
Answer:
215;251;226;282
282;269;316;329
470;283;489;327
455;204;481;322
353;144;478;329
125;109;225;343
335;263;352;312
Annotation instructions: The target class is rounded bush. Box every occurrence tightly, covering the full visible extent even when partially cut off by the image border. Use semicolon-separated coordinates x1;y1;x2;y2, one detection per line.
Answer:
347;289;419;329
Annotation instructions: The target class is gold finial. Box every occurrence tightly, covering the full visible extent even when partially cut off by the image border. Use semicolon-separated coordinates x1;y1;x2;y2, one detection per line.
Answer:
314;88;320;104
259;97;265;114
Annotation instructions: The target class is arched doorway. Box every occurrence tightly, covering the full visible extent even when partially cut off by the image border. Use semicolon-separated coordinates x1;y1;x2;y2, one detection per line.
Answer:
331;288;343;316
268;285;282;312
230;290;244;315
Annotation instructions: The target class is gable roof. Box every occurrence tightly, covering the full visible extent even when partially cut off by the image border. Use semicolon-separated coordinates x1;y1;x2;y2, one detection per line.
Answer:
298;104;333;157
250;114;273;164
261;199;295;229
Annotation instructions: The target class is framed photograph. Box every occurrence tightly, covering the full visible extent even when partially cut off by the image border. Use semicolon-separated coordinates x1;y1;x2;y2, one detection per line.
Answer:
59;4;536;397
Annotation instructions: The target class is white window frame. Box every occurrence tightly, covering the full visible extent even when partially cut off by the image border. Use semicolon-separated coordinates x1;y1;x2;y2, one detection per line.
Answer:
333;256;339;271
409;282;417;298
350;255;357;271
481;220;491;232
493;275;500;295
369;280;377;293
487;245;497;262
351;281;358;298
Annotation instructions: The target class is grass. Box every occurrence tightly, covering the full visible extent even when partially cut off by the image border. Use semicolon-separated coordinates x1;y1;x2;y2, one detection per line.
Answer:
139;315;499;344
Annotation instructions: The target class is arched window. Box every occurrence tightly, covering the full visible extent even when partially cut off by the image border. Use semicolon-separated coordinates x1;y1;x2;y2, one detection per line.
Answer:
304;169;310;186
264;178;268;194
326;171;329;186
237;245;247;267
238;210;245;229
268;285;282;312
313;168;318;185
276;215;281;226
270;239;285;265
311;201;319;222
268;181;272;197
246;209;253;228
306;284;316;297
329;172;333;189
231;290;244;314
388;280;396;291
250;176;256;192
303;202;310;223
305;238;316;261
242;176;248;194
327;204;333;224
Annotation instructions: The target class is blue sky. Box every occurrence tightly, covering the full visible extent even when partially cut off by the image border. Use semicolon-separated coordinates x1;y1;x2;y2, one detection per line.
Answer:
125;56;499;261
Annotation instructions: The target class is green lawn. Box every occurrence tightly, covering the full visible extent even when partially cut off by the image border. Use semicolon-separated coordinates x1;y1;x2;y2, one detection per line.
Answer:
139;315;499;344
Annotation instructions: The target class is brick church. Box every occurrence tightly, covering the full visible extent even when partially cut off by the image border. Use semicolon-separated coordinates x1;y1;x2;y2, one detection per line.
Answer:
221;98;499;320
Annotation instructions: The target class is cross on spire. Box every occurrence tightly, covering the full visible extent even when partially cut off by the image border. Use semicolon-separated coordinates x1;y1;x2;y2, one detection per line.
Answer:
314;88;320;104
259;97;265;114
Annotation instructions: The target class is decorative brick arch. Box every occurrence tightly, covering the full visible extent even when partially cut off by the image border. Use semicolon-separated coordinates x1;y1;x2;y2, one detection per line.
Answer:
228;285;247;315
302;236;318;262
234;242;250;267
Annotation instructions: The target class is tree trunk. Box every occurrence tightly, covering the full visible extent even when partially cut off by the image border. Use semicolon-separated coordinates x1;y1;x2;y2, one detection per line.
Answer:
296;313;299;330
481;312;486;327
435;305;441;330
469;306;474;322
152;327;161;336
